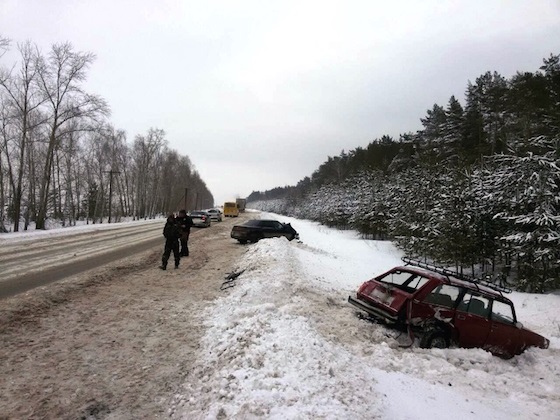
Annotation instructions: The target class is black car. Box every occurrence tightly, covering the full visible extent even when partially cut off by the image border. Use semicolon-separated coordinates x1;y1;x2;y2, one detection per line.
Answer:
231;219;299;244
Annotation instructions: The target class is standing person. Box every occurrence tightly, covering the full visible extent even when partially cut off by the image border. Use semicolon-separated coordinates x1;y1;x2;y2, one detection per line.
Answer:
176;209;193;257
160;214;181;270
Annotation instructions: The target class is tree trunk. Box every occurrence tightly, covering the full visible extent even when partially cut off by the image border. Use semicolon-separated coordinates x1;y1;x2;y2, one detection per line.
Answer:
36;123;58;230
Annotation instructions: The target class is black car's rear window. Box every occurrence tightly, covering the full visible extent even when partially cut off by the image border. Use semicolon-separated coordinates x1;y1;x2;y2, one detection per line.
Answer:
244;220;264;226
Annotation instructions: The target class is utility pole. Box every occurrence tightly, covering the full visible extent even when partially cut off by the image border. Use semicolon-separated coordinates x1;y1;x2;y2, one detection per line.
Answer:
104;169;121;223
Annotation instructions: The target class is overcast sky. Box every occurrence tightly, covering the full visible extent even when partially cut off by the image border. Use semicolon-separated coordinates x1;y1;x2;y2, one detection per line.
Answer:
1;1;560;205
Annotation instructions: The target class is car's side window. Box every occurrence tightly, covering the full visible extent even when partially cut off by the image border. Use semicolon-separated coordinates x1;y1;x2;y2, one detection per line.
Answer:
491;300;515;324
457;293;490;318
424;284;461;308
406;276;430;291
273;222;284;230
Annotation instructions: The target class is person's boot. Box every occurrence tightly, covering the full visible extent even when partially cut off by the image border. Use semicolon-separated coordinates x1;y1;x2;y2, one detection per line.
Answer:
174;260;180;269
159;262;167;270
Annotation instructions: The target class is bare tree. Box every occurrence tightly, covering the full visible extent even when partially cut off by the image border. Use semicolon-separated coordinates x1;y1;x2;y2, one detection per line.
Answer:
104;126;127;222
112;131;134;217
0;35;10;63
56;121;84;226
0;97;11;232
1;37;215;231
131;128;166;219
34;42;109;229
0;41;45;231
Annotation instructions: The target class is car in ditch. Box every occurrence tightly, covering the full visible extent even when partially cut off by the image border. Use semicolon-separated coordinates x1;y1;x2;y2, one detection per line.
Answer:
231;219;299;244
189;210;211;228
348;257;550;358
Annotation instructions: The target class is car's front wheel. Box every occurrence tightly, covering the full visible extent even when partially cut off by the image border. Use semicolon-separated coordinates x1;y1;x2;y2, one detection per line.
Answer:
420;330;450;349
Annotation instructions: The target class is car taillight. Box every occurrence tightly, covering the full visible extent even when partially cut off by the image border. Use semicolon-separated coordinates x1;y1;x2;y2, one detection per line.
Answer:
357;282;368;294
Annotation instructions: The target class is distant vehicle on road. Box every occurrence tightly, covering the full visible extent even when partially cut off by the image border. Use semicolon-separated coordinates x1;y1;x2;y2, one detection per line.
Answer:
231;219;299;244
236;198;247;212
223;202;239;217
205;208;223;222
189;211;211;227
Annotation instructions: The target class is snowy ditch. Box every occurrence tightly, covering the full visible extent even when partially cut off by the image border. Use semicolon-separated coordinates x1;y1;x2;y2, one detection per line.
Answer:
169;214;559;420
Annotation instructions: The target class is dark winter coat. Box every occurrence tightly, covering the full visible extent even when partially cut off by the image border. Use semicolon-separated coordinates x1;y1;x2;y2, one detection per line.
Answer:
163;220;181;243
176;215;194;240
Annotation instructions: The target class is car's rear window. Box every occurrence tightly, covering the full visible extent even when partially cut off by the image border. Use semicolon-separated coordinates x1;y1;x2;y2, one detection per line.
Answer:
379;270;430;291
244;220;264;226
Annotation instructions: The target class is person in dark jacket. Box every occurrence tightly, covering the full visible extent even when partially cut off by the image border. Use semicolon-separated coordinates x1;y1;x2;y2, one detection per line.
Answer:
160;214;181;270
175;209;193;257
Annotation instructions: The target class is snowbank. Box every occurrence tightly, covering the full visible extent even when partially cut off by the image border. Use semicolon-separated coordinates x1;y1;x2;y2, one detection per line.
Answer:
170;214;559;419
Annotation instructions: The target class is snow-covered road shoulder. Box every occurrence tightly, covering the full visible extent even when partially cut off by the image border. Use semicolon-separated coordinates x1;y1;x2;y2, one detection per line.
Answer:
170;215;559;420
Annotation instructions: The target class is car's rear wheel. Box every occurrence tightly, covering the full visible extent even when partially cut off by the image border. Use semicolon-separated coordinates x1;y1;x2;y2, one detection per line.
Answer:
420;330;450;349
238;240;247;244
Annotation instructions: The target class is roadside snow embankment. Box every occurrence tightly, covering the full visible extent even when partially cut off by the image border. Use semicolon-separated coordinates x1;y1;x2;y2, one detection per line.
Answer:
170;214;559;420
170;238;385;419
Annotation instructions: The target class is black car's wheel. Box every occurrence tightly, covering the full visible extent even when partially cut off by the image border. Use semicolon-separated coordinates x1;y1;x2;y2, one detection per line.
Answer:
238;239;247;244
420;330;450;349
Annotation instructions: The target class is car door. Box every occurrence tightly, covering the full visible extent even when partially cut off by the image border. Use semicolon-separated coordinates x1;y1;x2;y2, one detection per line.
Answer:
258;221;276;238
485;299;521;357
258;221;281;239
414;283;461;321
453;292;492;348
271;221;289;238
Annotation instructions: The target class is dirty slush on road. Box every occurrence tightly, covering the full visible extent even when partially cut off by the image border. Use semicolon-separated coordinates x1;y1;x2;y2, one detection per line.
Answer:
0;216;249;419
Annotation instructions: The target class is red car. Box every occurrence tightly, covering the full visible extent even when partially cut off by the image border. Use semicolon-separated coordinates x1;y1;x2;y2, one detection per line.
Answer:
348;258;549;358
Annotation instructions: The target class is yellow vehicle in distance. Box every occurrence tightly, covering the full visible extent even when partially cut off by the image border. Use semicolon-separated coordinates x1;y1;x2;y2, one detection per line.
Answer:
223;201;239;217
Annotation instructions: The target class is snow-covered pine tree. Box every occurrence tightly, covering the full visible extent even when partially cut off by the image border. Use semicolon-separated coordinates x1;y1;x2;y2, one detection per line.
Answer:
487;136;560;291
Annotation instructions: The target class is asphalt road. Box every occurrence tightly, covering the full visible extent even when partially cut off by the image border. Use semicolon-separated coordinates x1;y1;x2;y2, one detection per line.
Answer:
0;219;167;299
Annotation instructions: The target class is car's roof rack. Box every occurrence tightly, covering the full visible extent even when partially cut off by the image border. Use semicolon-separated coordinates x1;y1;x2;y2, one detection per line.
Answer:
401;257;512;295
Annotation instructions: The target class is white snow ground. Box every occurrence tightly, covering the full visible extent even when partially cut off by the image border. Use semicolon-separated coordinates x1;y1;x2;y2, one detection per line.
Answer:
170;211;559;420
2;213;558;419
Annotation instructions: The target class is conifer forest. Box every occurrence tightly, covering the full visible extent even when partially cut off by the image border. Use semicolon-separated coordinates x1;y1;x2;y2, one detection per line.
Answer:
248;54;560;292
